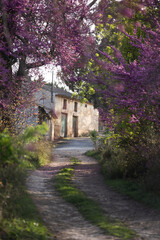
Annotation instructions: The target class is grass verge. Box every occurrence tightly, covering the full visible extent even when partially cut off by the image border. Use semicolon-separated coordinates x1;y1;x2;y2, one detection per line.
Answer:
1;190;52;240
54;157;136;240
85;150;101;161
105;178;160;210
86;150;160;210
0;140;53;240
0;175;52;240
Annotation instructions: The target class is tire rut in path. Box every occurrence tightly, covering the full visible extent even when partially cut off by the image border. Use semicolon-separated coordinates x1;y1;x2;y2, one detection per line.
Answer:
26;151;118;240
26;147;160;240
72;154;160;240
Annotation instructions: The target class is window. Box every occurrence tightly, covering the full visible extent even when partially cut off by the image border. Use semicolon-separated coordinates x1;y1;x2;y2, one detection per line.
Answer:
63;99;67;109
74;102;78;112
85;104;87;108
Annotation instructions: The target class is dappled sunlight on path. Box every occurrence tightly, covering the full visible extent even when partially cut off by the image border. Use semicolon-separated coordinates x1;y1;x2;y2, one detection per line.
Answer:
27;153;117;240
73;155;160;240
26;138;160;240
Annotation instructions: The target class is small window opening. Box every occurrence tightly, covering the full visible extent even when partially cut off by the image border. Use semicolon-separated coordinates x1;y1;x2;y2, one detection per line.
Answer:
74;102;78;112
63;99;67;109
85;104;87;108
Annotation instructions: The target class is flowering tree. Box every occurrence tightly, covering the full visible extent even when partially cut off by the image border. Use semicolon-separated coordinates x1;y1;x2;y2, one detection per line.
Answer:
93;1;160;125
96;1;160;178
63;0;160;178
0;0;98;131
94;26;160;124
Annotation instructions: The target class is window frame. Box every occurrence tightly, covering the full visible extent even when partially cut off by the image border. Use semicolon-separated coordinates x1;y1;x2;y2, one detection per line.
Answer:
63;99;67;109
74;102;78;112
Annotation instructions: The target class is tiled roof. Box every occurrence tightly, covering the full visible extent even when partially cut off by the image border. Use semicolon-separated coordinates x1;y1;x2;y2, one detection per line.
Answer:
43;85;72;98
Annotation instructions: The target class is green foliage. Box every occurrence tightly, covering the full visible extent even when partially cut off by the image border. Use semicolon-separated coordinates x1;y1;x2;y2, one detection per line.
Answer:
88;0;160;188
91;118;153;178
19;122;49;144
99;138;144;179
0;163;52;239
0;130;18;167
119;35;140;63
142;153;160;192
2;218;50;240
0;123;49;169
70;157;81;165
0;123;51;191
87;150;160;210
1;187;52;240
26;140;53;167
89;121;160;192
0;123;52;239
106;178;160;210
72;81;96;104
99;142;124;179
90;129;98;139
54;158;136;240
85;150;101;161
90;130;99;150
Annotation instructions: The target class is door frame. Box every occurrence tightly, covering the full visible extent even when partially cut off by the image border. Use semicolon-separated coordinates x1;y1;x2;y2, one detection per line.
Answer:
61;113;67;137
73;116;78;137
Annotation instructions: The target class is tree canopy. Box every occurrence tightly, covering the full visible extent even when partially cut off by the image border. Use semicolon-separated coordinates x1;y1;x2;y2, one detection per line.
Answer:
0;0;99;130
0;0;160;132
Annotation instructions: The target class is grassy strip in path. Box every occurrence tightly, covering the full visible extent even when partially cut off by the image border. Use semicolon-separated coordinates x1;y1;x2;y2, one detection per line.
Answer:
54;157;136;240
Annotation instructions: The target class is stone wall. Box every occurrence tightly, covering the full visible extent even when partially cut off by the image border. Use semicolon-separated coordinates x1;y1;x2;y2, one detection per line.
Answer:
54;96;99;138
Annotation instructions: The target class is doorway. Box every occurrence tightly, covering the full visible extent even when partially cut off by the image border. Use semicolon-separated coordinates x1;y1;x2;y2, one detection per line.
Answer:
73;116;78;137
61;113;67;137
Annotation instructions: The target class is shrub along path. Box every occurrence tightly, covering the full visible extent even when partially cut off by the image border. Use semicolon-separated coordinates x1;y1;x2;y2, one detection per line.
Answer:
26;138;160;240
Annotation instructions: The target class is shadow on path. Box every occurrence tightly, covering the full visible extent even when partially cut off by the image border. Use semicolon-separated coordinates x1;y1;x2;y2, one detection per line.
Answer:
26;138;160;240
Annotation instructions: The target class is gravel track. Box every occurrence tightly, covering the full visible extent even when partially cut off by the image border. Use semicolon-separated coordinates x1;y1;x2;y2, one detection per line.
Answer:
26;138;160;240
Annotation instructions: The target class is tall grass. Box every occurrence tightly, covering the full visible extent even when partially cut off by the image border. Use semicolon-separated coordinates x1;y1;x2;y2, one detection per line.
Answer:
0;124;53;239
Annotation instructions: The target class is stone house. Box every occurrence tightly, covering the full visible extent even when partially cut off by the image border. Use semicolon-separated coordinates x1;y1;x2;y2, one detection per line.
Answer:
36;84;99;140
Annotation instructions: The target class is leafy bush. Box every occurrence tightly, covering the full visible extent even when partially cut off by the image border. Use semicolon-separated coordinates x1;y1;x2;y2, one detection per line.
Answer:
0;131;18;167
19;122;48;144
0;123;52;239
100;141;124;179
97;122;160;192
27;140;53;167
142;150;160;192
0;124;50;211
90;129;99;150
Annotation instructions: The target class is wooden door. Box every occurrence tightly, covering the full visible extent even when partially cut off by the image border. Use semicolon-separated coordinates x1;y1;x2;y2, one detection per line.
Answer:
61;113;67;137
73;116;78;137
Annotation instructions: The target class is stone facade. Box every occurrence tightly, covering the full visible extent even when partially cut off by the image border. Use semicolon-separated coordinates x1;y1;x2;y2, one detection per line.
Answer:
54;95;99;138
35;85;99;140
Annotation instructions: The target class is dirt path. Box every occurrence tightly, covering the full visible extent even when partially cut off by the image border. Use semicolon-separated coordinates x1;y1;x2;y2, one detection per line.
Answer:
26;138;160;240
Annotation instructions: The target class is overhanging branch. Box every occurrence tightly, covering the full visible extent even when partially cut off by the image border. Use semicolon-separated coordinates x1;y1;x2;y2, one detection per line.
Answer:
88;0;98;8
26;61;46;69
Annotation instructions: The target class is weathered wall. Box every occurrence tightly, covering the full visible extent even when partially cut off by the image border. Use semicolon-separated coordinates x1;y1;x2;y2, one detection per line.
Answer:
21;88;99;140
77;102;99;136
35;88;55;111
54;95;99;138
14;104;39;134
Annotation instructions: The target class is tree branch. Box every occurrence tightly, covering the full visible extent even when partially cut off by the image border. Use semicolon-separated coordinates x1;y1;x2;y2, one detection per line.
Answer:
1;0;12;49
88;0;98;8
26;61;46;69
17;56;27;77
